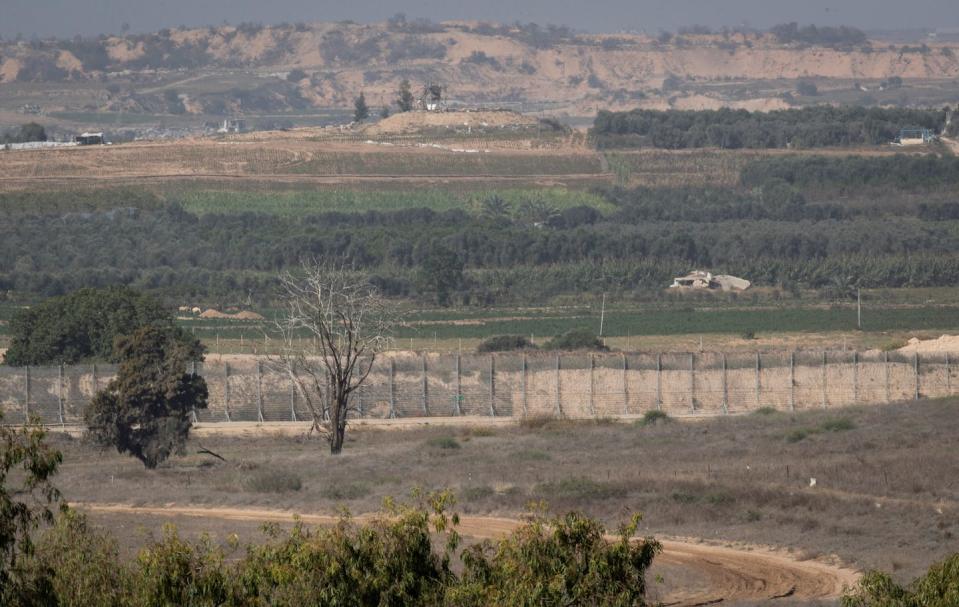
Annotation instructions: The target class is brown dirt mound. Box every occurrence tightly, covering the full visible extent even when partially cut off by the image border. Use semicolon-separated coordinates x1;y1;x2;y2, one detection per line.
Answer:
199;309;264;321
898;334;959;354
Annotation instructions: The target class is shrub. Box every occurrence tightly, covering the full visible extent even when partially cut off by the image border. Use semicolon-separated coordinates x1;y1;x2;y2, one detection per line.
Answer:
640;410;671;426
477;335;536;353
460;485;495;501
427;436;461;450
513;449;551;461
752;406;779;415
244;469;303;493
321;482;369;500
841;553;959;606
544;328;609;351
786;428;811;443
518;415;554;430
821;418;855;432
533;477;627;501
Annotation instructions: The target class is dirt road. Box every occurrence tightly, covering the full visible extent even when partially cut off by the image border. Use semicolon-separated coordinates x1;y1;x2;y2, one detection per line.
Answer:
78;503;859;606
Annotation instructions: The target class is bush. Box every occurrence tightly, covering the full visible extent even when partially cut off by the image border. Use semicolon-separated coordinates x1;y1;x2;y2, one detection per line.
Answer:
533;477;627;501
841;553;959;606
820;417;855;432
639;410;671;426
245;469;303;493
477;335;536;353
786;428;811;443
14;491;663;606
752;406;779;415
426;436;461;450
460;485;495;501
544;328;609;351
321;482;369;500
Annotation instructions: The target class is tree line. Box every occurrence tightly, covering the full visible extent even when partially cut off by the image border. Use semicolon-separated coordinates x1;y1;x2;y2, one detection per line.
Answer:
592;106;949;149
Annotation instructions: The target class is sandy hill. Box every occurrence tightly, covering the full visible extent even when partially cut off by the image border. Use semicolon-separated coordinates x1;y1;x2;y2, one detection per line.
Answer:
2;21;958;116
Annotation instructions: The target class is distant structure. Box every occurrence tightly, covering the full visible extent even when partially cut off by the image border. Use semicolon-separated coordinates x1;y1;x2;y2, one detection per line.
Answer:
670;270;751;292
74;132;105;145
896;128;936;146
218;118;246;134
418;83;445;111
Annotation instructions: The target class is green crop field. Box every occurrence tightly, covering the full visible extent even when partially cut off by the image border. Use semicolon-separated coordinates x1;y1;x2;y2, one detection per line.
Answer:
176;187;615;216
287;150;604;176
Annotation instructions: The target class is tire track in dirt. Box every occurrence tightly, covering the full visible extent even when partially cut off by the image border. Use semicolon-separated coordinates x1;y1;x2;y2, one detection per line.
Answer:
77;503;859;606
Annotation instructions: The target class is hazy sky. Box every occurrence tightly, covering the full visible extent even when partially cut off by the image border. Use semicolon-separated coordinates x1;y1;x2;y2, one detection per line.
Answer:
2;0;958;39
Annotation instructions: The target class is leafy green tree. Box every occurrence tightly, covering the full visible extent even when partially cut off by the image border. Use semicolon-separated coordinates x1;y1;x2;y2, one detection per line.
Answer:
0;417;64;603
477;335;536;353
417;242;464;306
353;92;370;122
451;509;660;606
842;553;959;607
397;79;415;112
4;287;173;366
84;325;207;469
545;328;609;351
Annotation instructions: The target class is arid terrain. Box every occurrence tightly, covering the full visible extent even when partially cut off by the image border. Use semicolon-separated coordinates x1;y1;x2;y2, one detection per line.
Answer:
50;398;959;605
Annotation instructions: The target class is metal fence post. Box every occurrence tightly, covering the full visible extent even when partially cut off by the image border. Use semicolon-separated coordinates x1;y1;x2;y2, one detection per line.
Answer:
689;353;696;413
224;363;232;422
256;360;265;423
488;355;496;417
521;354;528;418
422;354;430;416
588;354;596;417
656;353;663;411
789;352;795;412
884;351;891;402
721;353;728;415
555;354;563;418
755;352;761;407
58;363;64;427
915;353;920;400
92;363;98;395
947;353;952;395
290;376;298;422
388;358;397;419
24;367;30;422
821;351;827;409
190;361;198;423
454;354;462;416
622;353;629;416
853;351;859;404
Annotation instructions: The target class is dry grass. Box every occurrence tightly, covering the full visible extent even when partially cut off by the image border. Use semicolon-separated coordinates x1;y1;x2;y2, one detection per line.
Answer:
50;398;959;584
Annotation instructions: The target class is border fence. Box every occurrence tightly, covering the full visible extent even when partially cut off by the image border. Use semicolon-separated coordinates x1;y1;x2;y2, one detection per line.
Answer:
0;351;955;426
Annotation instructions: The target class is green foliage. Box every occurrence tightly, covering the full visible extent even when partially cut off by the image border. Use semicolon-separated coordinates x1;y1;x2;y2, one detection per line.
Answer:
770;22;867;47
533;477;627;501
244;469;303;493
544;328;609;351
752;406;779;416
396;79;415;112
0;123;47;144
741;154;959;191
593;106;946;149
452;510;659;606
4;287;172;366
322;482;371;501
640;410;671;426
476;334;536;352
842;554;959;607
821;417;856;432
13;490;661;606
0;417;64;602
426;436;461;450
84;325;208;468
353;92;370;122
417;242;464;306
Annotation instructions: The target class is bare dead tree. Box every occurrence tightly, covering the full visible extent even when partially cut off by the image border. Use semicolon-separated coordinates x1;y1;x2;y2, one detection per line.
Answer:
268;261;395;454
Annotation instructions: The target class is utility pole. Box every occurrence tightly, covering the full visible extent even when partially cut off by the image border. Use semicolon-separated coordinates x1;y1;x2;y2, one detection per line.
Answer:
599;293;607;337
857;288;862;330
